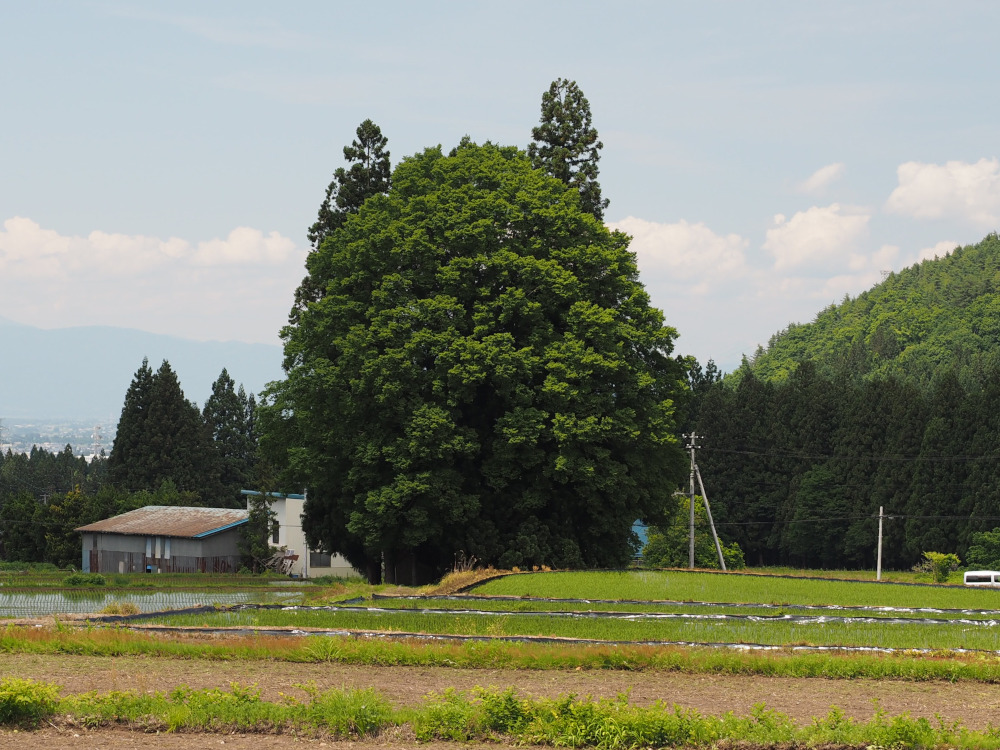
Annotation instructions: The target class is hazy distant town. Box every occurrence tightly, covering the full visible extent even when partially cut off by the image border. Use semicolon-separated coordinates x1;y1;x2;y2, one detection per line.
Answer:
0;418;113;458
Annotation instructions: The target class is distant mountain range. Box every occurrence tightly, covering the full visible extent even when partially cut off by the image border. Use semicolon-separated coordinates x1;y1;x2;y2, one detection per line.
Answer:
0;317;284;420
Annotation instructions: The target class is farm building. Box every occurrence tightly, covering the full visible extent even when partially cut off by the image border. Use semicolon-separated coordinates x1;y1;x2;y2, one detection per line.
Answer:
241;490;361;579
76;506;248;574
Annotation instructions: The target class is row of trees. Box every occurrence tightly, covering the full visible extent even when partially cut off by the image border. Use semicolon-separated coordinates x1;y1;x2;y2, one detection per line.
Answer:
687;360;1000;570
0;362;261;567
108;359;258;505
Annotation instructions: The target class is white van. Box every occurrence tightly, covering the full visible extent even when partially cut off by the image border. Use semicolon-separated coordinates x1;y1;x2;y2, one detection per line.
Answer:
964;570;1000;586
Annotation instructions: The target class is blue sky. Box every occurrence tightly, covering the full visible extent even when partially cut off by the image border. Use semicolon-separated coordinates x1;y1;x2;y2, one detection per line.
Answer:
3;1;999;371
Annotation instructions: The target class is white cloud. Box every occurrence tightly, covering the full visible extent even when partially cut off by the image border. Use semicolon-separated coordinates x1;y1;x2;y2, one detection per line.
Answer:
610;216;748;283
0;217;305;343
917;240;959;262
885;158;1000;225
763;204;871;271
798;163;845;194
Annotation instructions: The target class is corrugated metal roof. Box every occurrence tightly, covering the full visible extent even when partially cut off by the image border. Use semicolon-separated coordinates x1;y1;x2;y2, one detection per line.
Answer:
76;506;249;539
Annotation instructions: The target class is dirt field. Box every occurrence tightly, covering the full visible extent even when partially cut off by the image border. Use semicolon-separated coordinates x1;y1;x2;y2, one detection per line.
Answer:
4;651;1000;748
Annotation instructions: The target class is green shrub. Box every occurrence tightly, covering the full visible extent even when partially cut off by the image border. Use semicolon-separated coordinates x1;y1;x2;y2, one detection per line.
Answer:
412;689;479;741
915;552;961;583
966;529;1000;569
642;498;746;570
0;677;60;726
63;572;107;587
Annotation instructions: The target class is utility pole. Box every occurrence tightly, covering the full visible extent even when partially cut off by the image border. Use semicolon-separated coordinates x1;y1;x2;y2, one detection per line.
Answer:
695;463;726;571
876;506;884;581
684;433;699;569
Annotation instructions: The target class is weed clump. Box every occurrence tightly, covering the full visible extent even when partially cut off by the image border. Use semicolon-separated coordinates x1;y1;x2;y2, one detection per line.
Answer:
0;677;60;726
63;573;107;587
99;601;141;616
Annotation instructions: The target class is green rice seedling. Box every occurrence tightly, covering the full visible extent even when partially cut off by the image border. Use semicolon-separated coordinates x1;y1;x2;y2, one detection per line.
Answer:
364;595;997;620
0;677;60;726
146;604;1000;652
475;570;1000;610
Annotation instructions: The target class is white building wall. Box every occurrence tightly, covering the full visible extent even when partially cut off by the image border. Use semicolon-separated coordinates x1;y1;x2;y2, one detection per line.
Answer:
249;493;360;579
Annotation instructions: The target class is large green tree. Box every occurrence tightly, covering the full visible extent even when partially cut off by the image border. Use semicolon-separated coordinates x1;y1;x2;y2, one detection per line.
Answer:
528;78;609;221
261;141;686;584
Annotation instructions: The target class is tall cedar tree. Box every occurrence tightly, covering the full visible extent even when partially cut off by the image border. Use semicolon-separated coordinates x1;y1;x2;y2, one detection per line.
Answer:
203;368;257;506
261;141;687;584
307;118;390;250
528;78;609;221
108;360;223;502
296;119;392;318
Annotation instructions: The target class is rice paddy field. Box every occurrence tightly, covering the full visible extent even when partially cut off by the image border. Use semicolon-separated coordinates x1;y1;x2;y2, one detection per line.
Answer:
126;570;1000;652
8;568;1000;748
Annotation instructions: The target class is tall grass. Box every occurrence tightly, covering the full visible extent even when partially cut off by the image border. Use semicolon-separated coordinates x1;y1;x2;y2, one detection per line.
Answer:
5;625;1000;682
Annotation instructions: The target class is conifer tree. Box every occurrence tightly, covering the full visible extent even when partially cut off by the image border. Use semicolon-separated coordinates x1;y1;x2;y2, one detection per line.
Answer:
528;78;609;221
107;358;155;491
108;359;222;502
203;369;257;504
295;120;392;318
307;118;391;250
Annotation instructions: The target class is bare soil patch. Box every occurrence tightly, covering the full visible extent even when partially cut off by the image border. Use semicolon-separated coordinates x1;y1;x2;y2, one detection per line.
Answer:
4;651;1000;749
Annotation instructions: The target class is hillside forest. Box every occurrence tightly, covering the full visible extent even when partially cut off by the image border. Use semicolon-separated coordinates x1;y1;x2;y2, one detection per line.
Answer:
686;233;1000;570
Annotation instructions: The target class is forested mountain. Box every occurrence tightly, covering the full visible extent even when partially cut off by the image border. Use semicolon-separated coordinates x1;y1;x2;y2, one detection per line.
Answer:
686;233;1000;570
744;233;1000;389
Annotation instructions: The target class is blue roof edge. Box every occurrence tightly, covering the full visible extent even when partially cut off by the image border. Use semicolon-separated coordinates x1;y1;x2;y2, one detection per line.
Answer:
193;518;250;538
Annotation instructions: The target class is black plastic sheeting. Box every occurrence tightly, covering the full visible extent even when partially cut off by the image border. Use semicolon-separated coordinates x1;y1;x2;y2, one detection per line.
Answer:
361;593;1000;618
310;603;1000;627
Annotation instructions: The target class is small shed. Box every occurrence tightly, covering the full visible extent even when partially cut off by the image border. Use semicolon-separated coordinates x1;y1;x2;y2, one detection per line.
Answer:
76;506;248;574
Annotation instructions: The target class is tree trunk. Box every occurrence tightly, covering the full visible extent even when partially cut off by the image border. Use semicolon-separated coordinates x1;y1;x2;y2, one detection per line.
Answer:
365;555;382;585
383;549;396;584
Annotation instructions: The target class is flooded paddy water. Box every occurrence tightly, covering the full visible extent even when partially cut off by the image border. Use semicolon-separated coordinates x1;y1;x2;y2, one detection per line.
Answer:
0;588;306;617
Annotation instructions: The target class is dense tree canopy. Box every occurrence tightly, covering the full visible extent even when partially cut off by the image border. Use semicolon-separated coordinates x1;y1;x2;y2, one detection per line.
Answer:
261;141;687;583
685;358;1000;570
528;78;608;221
